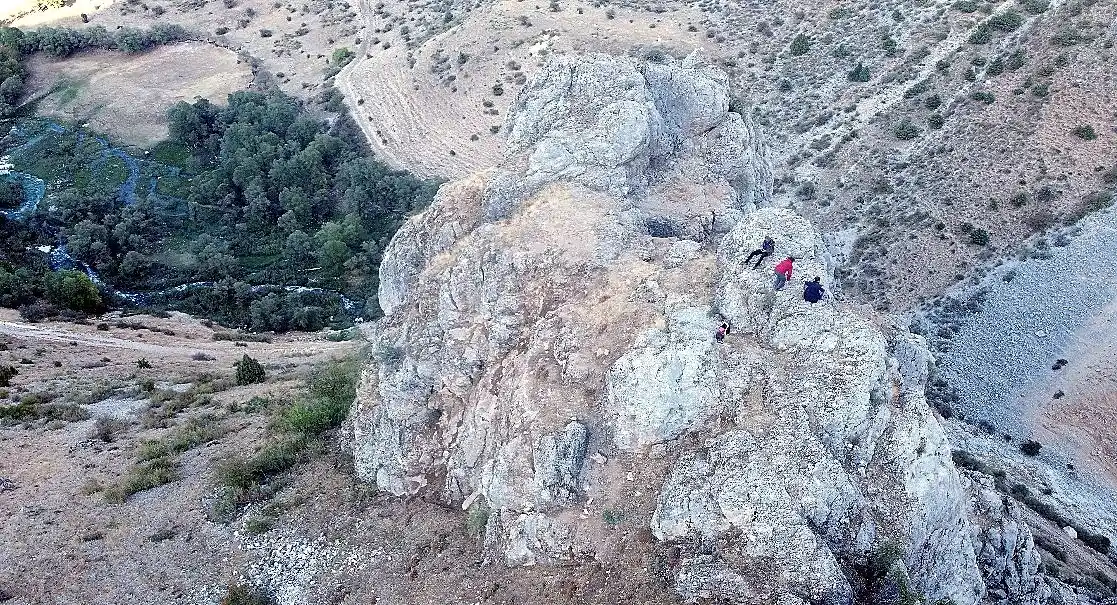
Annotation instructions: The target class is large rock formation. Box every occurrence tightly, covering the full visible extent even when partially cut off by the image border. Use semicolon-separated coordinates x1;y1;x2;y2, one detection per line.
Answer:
350;52;1050;603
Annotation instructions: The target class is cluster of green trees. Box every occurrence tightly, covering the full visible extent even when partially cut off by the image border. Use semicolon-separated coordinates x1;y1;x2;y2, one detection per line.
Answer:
0;25;436;331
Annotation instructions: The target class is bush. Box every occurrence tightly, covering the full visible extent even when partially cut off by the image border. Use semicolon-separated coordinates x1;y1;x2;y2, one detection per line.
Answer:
217;436;305;491
90;417;128;442
0;365;16;388
277;359;359;435
105;455;178;502
970;91;995;104
789;33;811;56
848;62;870;82
924;94;941;109
927;112;945;129
1020;439;1042;456
235;354;266;386
221;584;274;605
1072;124;1097;140
43;270;102;313
970;229;990;246
893;119;921;140
1020;0;1048;13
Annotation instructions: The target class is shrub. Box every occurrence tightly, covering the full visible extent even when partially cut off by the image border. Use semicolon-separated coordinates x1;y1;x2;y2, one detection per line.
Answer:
893;119;921;140
1006;50;1026;70
0;365;16;388
466;502;489;537
217;436;305;491
105;455;178;502
235;354;266;386
927;112;945;129
1020;0;1049;13
1051;28;1084;46
277;359;359;435
924;94;942;109
970;229;990;245
136;358;152;369
220;584;274;605
1020;439;1042;456
790;33;811;56
331;47;354;67
848;62;870;82
970;91;995;104
1072;124;1097;140
259;29;273;38
1080;532;1111;555
90;417;128;442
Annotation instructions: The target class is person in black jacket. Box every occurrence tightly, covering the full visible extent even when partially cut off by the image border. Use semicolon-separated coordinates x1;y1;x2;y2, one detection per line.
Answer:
803;277;825;303
745;236;775;269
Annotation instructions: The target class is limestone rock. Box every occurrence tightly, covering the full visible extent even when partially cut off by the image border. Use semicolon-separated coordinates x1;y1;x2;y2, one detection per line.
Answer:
350;51;1055;603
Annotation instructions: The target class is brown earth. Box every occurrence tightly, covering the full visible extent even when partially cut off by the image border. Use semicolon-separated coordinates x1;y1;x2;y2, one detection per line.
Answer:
20;42;253;147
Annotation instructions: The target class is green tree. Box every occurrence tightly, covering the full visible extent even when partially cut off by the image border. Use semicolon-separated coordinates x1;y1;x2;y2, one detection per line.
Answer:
43;269;102;313
235;354;266;386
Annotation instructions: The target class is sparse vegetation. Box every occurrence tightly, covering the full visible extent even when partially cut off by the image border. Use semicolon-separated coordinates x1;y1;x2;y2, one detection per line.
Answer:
1072;124;1097;140
1020;439;1042;456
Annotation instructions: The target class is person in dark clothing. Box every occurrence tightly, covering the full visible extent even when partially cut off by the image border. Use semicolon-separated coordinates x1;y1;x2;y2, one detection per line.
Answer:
715;321;730;342
745;236;775;269
803;277;825;303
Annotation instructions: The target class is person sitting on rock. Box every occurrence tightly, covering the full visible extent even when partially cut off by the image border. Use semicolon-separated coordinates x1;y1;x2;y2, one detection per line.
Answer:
745;236;775;269
715;321;730;342
803;277;825;304
773;256;795;291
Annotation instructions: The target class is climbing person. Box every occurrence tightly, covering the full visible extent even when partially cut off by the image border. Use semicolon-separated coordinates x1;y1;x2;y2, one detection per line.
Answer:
773;256;795;291
715;320;730;343
745;235;775;269
803;276;825;304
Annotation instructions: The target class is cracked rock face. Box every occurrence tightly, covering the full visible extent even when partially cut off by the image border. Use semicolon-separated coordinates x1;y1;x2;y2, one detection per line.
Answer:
350;52;1049;603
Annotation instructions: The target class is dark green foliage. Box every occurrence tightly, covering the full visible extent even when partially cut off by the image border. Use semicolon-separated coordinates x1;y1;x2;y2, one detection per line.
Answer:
43;269;102;313
927;112;945;129
969;10;1023;44
1020;439;1042;456
1020;0;1048;13
0;365;16;387
220;583;273;603
924;94;941;109
235;354;266;386
986;57;1004;76
1051;28;1085;46
970;91;995;104
970;228;990;245
0;179;23;209
848;62;871;82
954;0;979;11
1006;49;1026;70
893;119;921;140
881;35;898;56
1072;124;1097;140
789;33;811;56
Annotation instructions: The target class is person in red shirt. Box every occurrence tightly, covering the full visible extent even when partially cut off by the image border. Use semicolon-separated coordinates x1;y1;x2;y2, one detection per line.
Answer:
773;256;795;291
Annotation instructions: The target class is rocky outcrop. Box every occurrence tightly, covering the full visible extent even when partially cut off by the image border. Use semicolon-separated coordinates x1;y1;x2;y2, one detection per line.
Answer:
350;51;1050;603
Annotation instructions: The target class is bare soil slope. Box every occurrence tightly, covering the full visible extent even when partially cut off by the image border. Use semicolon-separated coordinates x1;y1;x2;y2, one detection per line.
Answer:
21;43;253;146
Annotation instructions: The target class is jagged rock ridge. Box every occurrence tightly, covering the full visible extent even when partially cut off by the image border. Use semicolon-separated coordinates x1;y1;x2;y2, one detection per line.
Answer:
351;52;1050;604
